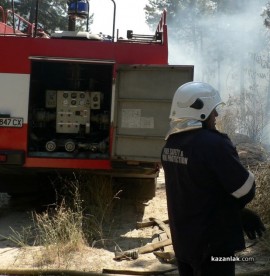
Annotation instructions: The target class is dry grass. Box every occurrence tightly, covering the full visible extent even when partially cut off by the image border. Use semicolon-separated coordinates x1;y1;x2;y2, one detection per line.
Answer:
30;182;86;266
5;172;122;267
246;163;270;225
242;164;270;261
74;173;122;247
33;200;85;248
2;226;33;248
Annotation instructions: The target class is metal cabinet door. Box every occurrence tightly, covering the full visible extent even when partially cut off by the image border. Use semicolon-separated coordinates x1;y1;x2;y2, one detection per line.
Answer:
113;65;194;162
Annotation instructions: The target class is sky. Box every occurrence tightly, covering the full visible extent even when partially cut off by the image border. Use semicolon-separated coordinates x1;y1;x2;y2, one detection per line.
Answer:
90;0;150;38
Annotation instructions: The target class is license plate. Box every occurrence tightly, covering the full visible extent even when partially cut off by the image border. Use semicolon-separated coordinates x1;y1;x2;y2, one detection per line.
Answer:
0;117;23;128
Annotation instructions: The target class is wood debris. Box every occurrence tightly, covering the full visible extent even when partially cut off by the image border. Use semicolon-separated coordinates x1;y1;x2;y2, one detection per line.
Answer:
114;217;174;261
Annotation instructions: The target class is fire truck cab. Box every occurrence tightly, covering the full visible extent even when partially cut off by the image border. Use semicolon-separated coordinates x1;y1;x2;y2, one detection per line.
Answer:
0;1;194;198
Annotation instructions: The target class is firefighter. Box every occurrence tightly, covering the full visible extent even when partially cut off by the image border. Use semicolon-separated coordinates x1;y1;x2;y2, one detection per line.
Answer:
161;82;265;276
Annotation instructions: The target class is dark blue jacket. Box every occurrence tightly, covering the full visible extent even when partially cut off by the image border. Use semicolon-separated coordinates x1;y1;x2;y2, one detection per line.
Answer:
161;129;255;267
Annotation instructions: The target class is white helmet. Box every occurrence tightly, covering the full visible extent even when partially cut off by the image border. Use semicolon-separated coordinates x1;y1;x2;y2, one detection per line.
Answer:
170;82;224;121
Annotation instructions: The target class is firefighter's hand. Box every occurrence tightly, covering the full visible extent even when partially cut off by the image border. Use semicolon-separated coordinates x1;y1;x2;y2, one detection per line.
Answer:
241;208;266;240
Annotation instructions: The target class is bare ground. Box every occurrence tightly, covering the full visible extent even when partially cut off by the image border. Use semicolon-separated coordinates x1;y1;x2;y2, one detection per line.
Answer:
0;170;269;275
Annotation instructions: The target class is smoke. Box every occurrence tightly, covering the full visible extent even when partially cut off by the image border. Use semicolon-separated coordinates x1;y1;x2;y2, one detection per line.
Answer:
167;0;268;99
166;0;270;143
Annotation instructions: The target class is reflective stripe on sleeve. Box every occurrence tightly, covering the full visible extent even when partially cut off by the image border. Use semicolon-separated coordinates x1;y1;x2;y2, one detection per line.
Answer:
231;171;255;198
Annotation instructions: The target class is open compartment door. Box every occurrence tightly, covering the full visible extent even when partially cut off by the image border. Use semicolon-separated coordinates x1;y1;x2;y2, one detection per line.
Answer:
113;65;194;162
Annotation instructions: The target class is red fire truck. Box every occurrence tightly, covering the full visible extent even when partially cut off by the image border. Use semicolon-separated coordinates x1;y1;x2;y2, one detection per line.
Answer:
0;1;193;198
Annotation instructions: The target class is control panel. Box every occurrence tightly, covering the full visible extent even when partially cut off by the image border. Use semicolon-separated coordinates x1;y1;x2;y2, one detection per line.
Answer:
45;90;101;134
